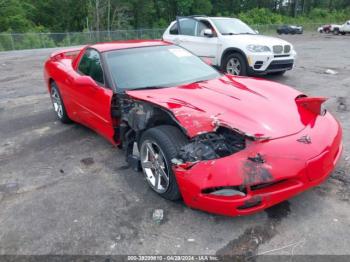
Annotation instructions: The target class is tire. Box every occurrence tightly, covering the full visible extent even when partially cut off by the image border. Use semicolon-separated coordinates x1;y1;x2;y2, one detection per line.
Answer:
333;28;340;35
222;52;247;76
341;32;346;35
50;81;72;124
139;125;188;201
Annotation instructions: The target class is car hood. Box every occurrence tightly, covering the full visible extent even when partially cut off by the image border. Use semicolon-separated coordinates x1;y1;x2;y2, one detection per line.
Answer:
222;34;291;47
126;75;314;139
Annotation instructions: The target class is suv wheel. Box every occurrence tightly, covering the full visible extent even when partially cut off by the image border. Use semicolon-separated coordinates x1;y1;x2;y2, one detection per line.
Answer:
223;53;247;76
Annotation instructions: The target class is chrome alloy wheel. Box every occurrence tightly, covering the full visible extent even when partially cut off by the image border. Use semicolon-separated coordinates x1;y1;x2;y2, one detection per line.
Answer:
226;58;241;75
51;87;63;119
140;140;170;193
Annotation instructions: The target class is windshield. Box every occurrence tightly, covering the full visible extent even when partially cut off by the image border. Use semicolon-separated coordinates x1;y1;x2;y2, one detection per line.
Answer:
105;45;220;90
211;18;256;35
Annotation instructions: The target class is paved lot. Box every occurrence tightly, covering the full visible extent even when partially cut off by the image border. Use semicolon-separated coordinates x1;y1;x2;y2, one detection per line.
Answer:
0;33;350;257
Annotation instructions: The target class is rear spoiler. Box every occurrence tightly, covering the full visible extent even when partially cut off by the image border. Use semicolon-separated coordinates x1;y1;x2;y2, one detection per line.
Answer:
295;95;327;115
50;46;85;61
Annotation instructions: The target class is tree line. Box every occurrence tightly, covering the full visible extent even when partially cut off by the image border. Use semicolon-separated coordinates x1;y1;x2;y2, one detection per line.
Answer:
1;0;350;33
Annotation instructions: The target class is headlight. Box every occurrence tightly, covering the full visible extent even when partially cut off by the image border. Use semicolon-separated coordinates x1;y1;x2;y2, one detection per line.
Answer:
246;44;271;52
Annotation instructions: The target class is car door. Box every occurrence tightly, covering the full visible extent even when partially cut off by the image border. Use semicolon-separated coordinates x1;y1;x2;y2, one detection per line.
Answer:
168;17;219;65
69;48;115;144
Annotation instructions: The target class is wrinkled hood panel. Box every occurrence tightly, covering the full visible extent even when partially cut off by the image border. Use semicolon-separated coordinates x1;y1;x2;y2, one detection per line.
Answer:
126;75;312;138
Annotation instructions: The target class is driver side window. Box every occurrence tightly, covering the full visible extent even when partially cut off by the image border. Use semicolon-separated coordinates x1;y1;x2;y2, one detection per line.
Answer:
78;49;104;85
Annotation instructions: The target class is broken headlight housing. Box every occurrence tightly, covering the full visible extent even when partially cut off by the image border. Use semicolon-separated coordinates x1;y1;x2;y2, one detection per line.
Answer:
178;127;246;162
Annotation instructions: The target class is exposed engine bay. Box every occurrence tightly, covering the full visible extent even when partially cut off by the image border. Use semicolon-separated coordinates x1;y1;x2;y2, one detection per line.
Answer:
178;127;246;162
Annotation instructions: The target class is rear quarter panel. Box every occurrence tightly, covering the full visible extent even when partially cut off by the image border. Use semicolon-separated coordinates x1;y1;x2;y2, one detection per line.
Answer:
44;48;84;121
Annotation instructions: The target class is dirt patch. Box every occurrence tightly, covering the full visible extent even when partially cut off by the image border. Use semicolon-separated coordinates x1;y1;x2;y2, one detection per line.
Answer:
80;157;95;166
315;168;350;202
216;201;291;260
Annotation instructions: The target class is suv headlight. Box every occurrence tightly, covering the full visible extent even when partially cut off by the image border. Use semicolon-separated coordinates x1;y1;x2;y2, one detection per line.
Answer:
246;44;271;52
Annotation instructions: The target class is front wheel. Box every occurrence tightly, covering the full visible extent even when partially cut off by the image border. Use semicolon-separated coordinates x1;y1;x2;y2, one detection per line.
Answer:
139;125;188;200
223;53;247;76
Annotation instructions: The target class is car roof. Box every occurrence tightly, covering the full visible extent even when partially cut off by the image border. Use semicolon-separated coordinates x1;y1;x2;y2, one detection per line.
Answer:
90;40;171;52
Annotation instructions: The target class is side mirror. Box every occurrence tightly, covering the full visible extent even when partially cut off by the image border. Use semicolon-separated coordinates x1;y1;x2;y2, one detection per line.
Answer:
76;75;98;87
204;29;213;37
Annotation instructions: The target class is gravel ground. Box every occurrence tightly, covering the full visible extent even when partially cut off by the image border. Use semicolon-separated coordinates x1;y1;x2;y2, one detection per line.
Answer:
0;33;349;258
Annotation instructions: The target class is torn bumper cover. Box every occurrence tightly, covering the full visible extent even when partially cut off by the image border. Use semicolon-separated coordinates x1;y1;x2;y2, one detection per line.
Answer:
173;115;342;217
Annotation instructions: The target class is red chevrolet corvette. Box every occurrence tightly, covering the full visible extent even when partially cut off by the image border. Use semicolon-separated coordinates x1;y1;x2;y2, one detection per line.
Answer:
44;40;342;216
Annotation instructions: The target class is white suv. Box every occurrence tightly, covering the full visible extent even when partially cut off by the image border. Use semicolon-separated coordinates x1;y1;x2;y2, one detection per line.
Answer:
163;16;297;76
339;20;350;35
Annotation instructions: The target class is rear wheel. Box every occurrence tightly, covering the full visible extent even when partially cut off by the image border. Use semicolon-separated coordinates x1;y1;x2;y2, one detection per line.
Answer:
50;82;72;124
139;125;188;200
223;53;247;76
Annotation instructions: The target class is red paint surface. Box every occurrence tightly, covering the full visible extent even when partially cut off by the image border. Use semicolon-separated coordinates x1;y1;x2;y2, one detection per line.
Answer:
127;75;319;139
44;41;343;216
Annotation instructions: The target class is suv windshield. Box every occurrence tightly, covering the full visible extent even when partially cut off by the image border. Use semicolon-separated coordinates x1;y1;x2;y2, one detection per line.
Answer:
105;45;220;90
211;18;256;35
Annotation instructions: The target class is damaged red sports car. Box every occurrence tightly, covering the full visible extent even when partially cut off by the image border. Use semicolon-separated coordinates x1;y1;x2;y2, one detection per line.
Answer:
44;40;342;216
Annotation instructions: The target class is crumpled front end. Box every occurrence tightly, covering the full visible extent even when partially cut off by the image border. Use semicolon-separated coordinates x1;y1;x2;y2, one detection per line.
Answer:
172;113;342;216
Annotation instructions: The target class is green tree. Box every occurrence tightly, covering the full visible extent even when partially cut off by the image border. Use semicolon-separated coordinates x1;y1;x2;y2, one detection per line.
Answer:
192;0;212;15
0;0;34;32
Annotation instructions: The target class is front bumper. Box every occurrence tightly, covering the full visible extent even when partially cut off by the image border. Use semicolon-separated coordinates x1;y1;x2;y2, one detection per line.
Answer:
174;114;342;217
247;51;296;74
